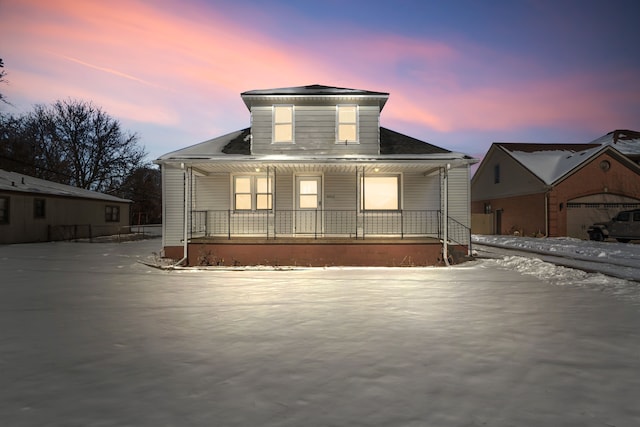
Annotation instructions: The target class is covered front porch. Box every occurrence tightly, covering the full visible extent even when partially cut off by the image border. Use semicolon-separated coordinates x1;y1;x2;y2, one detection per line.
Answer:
162;157;472;266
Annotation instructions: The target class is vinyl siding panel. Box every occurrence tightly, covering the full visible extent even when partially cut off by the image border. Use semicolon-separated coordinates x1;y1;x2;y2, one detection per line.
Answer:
403;172;440;210
446;166;471;245
251;104;380;156
162;165;185;247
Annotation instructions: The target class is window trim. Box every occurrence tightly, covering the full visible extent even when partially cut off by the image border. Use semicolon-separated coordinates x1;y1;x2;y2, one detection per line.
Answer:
232;175;274;211
105;205;121;222
359;173;401;211
336;104;359;144
272;105;294;144
494;164;501;184
0;196;9;224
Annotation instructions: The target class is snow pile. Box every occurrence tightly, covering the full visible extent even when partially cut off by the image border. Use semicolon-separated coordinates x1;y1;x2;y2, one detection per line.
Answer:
473;235;639;268
473;234;640;304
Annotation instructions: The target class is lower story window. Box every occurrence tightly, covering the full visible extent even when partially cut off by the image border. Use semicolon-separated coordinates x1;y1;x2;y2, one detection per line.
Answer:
105;205;120;222
0;196;9;224
361;175;400;210
234;176;273;210
34;198;46;218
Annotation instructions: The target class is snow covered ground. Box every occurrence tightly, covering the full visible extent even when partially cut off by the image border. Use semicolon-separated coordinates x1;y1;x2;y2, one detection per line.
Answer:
1;238;640;426
473;234;640;283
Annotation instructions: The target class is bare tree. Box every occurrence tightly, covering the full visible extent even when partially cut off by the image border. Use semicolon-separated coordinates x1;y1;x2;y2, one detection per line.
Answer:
0;58;9;105
118;166;162;224
1;99;147;194
24;99;147;192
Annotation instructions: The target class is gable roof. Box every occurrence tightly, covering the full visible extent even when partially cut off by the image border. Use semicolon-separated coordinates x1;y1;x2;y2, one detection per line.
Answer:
494;143;636;185
588;129;640;158
156;127;469;160
0;169;131;203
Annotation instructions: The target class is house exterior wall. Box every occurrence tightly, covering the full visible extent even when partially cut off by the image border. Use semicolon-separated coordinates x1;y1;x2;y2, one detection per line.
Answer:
448;166;471;226
161;165;186;247
471;192;546;236
471;147;546;200
0;191;130;244
548;152;640;237
250;101;381;155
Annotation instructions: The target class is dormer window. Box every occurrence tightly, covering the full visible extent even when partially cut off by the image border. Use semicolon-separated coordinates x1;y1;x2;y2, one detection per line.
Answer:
337;105;358;143
273;105;294;143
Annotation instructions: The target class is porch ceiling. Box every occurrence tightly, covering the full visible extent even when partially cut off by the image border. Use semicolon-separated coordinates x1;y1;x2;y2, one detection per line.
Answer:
186;161;449;176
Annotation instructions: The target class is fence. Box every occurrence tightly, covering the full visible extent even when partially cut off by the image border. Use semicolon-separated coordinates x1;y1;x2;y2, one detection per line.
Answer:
191;209;470;244
47;224;162;242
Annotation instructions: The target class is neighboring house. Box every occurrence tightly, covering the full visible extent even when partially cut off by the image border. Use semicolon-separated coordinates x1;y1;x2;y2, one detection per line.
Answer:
156;84;476;266
0;169;132;244
471;130;640;239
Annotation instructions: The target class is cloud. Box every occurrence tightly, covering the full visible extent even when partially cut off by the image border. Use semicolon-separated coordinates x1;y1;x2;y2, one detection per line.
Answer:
2;0;638;159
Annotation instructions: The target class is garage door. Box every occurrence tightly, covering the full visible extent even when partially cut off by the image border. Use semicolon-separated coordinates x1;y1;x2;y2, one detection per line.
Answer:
567;194;640;239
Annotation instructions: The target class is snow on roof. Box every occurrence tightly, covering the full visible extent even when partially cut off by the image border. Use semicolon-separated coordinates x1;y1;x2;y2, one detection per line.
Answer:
156;127;474;162
156;129;248;160
588;129;640;156
501;144;606;184
496;129;640;184
0;169;131;202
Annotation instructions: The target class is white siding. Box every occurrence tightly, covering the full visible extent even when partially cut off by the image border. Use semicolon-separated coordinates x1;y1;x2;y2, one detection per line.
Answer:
162;165;185;247
403;172;440;210
251;103;380;156
445;165;471;245
324;173;357;210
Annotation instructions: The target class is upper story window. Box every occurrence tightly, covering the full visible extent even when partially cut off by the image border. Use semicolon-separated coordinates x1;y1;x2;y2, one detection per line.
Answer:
234;175;273;211
0;196;9;224
337;105;358;143
273;105;294;143
494;164;501;184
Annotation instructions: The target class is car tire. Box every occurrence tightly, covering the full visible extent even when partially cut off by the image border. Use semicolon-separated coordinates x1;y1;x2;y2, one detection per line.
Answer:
590;230;604;241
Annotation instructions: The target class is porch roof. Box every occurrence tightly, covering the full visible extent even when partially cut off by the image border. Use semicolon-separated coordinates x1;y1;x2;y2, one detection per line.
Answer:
156;127;477;174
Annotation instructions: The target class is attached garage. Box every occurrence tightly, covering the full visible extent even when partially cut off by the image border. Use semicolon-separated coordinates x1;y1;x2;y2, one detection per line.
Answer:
567;194;640;239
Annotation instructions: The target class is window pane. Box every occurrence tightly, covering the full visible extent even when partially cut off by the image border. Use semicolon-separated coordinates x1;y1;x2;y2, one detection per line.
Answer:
256;194;272;210
235;194;252;210
299;180;317;195
274;106;292;122
361;176;399;210
274;124;292;142
235;177;251;193
300;195;318;209
338;124;357;141
256;177;271;193
339;106;356;122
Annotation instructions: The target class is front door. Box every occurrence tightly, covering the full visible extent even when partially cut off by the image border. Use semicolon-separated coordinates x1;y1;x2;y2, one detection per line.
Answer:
295;176;322;235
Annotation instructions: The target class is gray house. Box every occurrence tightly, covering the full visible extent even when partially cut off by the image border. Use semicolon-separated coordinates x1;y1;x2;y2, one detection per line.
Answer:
0;169;131;244
156;84;476;266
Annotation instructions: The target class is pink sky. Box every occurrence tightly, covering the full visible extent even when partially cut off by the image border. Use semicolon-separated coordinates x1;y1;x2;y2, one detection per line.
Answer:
2;0;638;160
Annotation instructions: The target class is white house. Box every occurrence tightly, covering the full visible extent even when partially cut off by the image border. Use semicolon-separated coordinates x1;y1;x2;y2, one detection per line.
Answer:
156;84;476;266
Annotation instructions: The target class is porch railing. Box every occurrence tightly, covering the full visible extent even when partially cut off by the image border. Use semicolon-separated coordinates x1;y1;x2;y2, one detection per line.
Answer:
190;209;470;244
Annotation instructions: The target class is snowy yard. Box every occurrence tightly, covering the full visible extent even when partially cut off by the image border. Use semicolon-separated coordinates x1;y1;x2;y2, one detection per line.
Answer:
1;239;640;426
